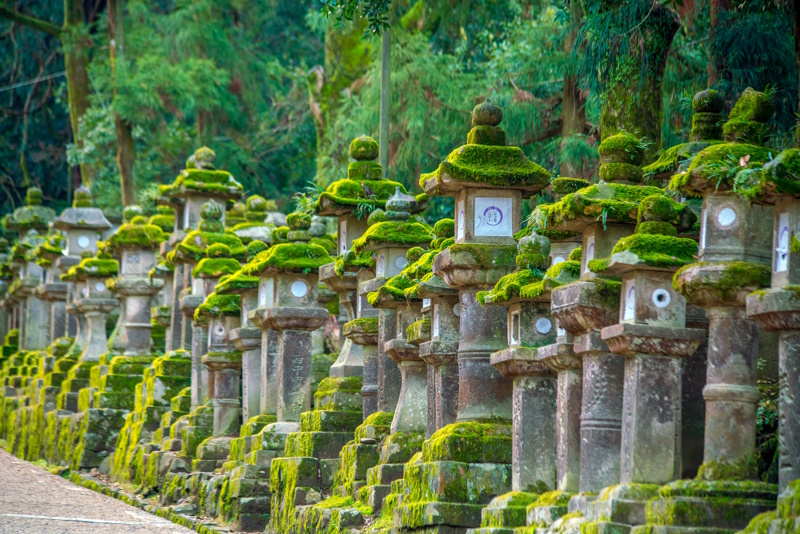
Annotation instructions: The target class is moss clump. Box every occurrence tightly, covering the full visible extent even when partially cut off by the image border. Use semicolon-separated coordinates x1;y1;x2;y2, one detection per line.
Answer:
479;269;543;304
272;226;289;242
61;254;119;281
286;212;312;230
368;272;416;306
334;249;375;276
246;240;268;259
168;230;246;263
422;421;513;463
534;183;663;229
595;234;698;270
191;257;240;279
674;261;771;303
644;141;722;179
446;242;518;270
669;143;773;197
215;269;259;294
351;222;432;253
761;148;800;196
406;247;425;264
350;135;379;160
342;317;379;336
242;242;332;275
194;293;241;321
692;89;725;113
598;131;645;165
167;168;243;196
552;177;590;195
433;218;455;239
315;178;407;213
637;221;677;236
101;220;169;254
729;87;773;123
599;162;643;183
523;258;582;298
420;143;550;189
569;247;582;261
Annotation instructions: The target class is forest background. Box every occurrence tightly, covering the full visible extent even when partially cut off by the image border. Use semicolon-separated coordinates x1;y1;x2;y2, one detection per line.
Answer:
0;0;798;222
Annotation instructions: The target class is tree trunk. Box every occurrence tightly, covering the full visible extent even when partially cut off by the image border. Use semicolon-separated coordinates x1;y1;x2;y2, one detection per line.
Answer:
708;0;733;88
793;0;800;147
0;1;96;188
108;0;136;205
599;2;679;160
62;0;95;186
560;0;586;177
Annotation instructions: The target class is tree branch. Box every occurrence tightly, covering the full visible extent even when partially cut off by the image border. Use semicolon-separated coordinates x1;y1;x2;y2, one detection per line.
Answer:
0;7;62;38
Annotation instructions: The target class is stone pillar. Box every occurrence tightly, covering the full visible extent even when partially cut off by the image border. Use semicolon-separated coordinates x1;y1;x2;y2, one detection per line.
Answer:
230;326;261;422
250;275;280;417
384;302;426;433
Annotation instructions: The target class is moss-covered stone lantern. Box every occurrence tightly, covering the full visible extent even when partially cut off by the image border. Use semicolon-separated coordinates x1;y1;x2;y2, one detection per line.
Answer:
742;146;800;534
567;196;706;530
231;195;275;245
33;233;67;343
357;188;432;420
407;218;457;437
651;88;779;532
395;100;550;532
315;135;413;386
168;199;246;409
246;211;332;423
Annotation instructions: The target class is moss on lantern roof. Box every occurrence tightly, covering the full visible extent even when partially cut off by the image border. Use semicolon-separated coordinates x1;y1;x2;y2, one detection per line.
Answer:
551;177;591;195
315;178;408;214
194;292;241;322
215;269;259;294
404;271;452;299
514;224;578;242
760;148;800;197
147;207;175;233
34;234;65;260
643;141;723;180
598;131;645;165
419;143;550;190
674;261;771;303
242;242;333;275
478;269;543;305
165;168;244;197
589;234;699;272
310;235;337;255
367;272;417;307
169;230;246;264
3;188;55;232
433;218;454;239
668;143;773;197
351;221;433;254
533;182;664;229
334;249;375;276
192;257;241;279
61;254;119;281
102;218;169;254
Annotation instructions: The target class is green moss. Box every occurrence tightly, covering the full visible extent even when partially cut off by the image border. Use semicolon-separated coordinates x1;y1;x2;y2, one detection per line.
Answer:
696;457;758;482
334;249;375;276
602;233;698;269
569;246;582;261
406;247;425;264
342;317;379;336
533;183;664;229
422;421;513;463
637;221;677;236
242;242;333;275
169;230;246;263
191;257;240;279
102;221;169;254
169;168;243;195
420;144;550;189
691;113;724;141
479;269;543;305
729;87;773;123
599;162;643;183
552;177;590;195
668;143;773;197
723;120;771;144
598;131;645;165
368;272;417;307
761;148;800;196
351;221;432;253
286;212;312;230
349;135;379;160
433;218;455;239
194;293;241;321
674;261;771;303
215;269;259;294
61;255;119;281
446;243;518;270
315;178;407;212
314;376;363;399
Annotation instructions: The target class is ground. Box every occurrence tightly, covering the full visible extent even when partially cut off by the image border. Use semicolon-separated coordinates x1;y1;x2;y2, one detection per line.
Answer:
0;449;193;534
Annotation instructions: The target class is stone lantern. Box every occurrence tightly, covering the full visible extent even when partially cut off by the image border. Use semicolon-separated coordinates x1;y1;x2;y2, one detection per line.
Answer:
231;195;275;245
407;219;457;436
647;87;778;532
0;239;10;341
543;132;673;499
168;199;246;409
572;196;706;530
193;290;243;471
160;148;244;367
356;188;432;424
743;147;800;533
396;100;550;532
248;211;332;424
4;187;56;350
146;206;178;352
102;208;168;357
33;233;68;343
315;135;413;400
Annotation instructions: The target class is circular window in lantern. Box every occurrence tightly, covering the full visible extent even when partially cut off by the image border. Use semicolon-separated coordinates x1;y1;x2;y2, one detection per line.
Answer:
77;236;90;249
290;280;308;298
553;256;565;265
95;282;105;293
717;207;737;227
215;325;225;337
395;256;407;269
652;289;671;308
535;317;552;334
453;303;461;317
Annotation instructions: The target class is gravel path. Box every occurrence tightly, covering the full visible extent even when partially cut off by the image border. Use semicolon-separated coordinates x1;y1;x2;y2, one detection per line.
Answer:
0;449;194;533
